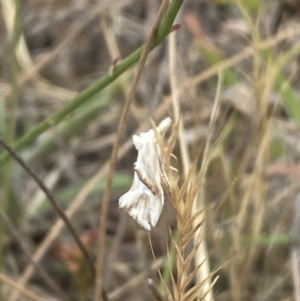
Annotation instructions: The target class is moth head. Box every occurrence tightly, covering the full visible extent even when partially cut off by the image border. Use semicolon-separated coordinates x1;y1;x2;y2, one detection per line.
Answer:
132;135;143;150
133;131;155;150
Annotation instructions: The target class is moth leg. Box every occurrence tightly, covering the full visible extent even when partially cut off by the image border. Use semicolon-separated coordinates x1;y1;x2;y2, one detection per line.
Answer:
134;167;160;196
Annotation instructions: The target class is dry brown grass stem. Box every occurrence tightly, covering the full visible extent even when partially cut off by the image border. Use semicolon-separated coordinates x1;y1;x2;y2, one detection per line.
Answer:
234;118;272;298
168;26;217;300
99;12;141;121
94;2;170;300
108;258;165;301
1;0;33;70
7;87;172;301
168;23;190;176
163;162;206;301
8;11;299;100
1;1;105;123
99;12;122;62
0;272;45;301
176;24;300;97
0;211;70;301
0;138;95;275
190;72;222;301
17;4;103;88
9;12;300;301
7;139;130;301
226;21;279;298
165;35;223;300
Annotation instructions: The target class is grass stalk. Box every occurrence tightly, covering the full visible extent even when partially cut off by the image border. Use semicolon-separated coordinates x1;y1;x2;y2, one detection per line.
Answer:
94;2;184;300
0;0;20;298
0;0;184;166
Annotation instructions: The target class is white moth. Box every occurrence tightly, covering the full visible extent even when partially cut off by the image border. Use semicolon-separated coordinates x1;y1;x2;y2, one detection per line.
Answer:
119;117;172;231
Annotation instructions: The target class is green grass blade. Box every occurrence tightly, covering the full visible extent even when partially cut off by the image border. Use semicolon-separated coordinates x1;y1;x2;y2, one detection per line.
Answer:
0;0;184;165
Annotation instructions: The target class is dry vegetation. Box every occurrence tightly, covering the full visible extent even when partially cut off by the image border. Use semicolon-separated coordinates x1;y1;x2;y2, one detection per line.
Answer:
1;0;300;300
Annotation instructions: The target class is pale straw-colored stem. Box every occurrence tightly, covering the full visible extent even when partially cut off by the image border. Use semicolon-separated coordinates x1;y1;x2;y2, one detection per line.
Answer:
168;19;221;300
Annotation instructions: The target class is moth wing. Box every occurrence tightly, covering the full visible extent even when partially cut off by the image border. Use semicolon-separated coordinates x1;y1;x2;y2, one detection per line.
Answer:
119;178;163;230
119;191;163;231
134;140;162;188
119;121;170;230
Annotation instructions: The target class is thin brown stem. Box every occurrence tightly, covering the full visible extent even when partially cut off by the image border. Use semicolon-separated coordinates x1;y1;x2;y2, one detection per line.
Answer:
0;272;45;301
94;1;170;300
0;211;70;301
0;138;95;276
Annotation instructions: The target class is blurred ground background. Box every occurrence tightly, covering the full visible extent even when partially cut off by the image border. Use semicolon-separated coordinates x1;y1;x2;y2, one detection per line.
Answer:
1;0;300;300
